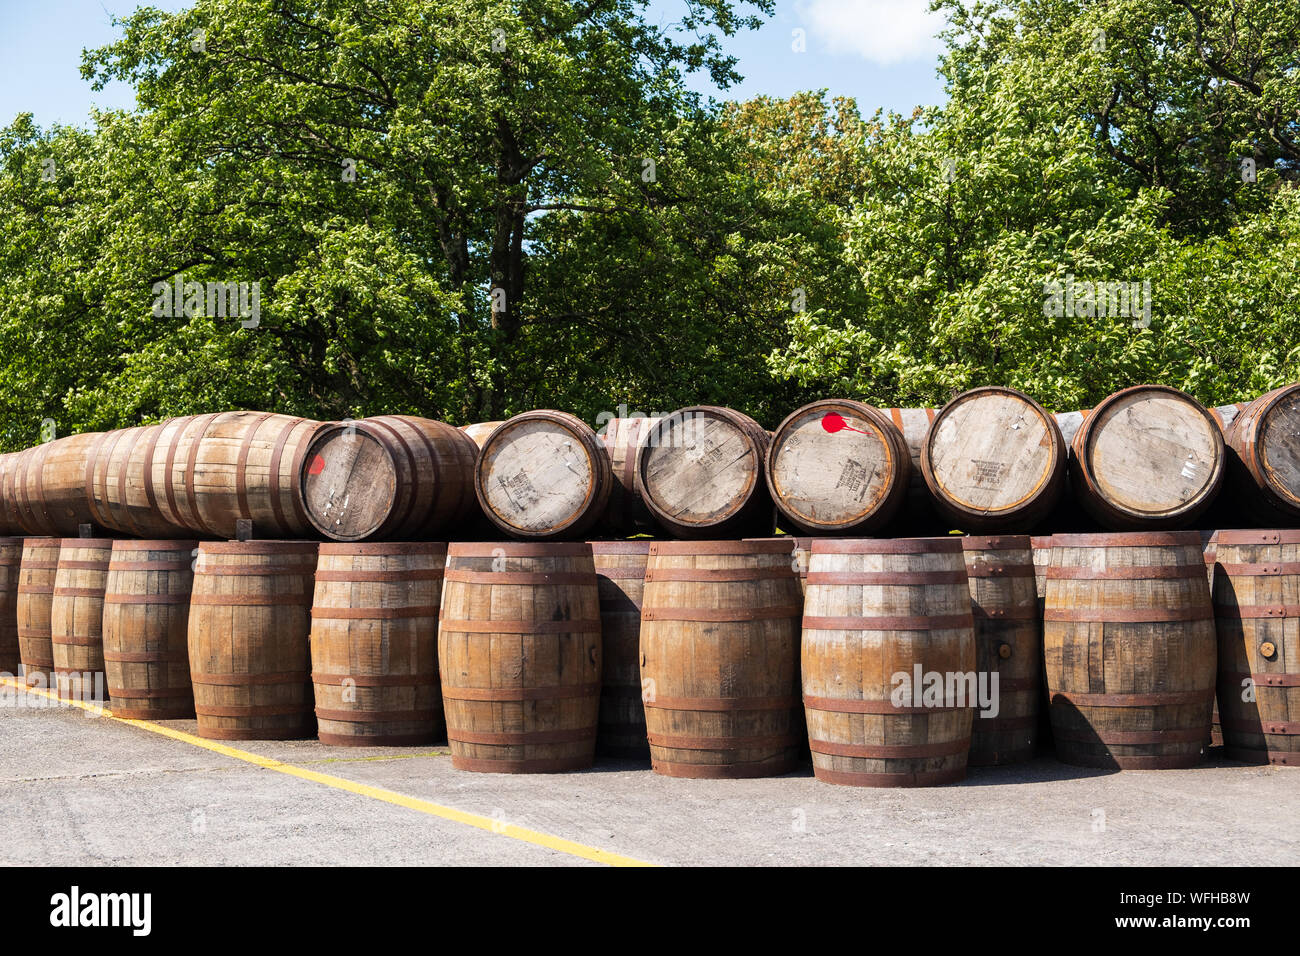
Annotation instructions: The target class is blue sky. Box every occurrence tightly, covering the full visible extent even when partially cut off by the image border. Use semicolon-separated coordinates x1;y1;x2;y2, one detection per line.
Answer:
0;0;949;129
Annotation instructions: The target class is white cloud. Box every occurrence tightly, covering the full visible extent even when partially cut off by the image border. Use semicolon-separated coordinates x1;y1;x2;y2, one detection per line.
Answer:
796;0;947;66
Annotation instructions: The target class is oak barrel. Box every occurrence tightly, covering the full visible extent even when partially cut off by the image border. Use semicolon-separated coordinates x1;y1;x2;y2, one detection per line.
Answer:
310;542;447;746
50;538;113;701
17;538;60;685
802;537;976;787
86;423;191;538
300;416;478;541
766;400;909;535
922;387;1066;531
0;454;23;534
439;542;601;772
0;537;22;672
102;540;198;719
1201;530;1221;747
960;535;1040;765
636;406;775;539
187;541;318;740
599;417;664;535
474;411;613;540
591;541;651;758
459;421;503;449
1044;531;1215;768
1210;529;1300;766
1069;385;1225;529
640;539;803;778
1030;535;1055;756
9;434;104;536
1225;384;1300;524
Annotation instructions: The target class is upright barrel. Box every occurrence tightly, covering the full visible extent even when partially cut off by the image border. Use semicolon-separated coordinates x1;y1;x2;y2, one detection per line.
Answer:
960;535;1040;765
102;540;198;719
600;417;664;535
802;538;976;787
50;538;113;701
1044;532;1215;768
1210;529;1300;765
1225;384;1300;524
640;540;803;778
10;434;104;536
1070;385;1225;529
310;542;447;746
300;416;478;541
1030;534;1055;756
922;387;1066;531
187;541;318;739
766;400;909;535
86;423;191;539
439;542;601;772
474;411;612;540
0;538;22;672
636;406;775;539
17;538;60;685
590;541;651;758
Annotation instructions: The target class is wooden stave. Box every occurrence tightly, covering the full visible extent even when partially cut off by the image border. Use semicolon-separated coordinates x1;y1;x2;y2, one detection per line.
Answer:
1225;384;1300;524
11;434;105;537
459;422;504;450
599;417;665;536
590;540;651;759
86;423;193;539
0;537;23;672
49;538;115;702
16;537;61;684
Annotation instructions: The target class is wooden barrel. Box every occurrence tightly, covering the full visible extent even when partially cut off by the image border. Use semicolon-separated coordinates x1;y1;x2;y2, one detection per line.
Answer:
636;406;775;539
640;539;802;778
1030;535;1055;756
300;416;478;541
785;536;812;593
591;541;651;759
922;387;1066;531
802;537;975;787
309;542;447;746
102;540;198;719
1201;530;1221;747
1069;385;1225;529
0;537;22;672
86;423;191;539
50;538;113;702
158;412;325;539
1044;531;1215;768
766;400;909;535
1210;529;1300;766
1225;384;1300;524
439;542;600;772
17;538;60;684
0;454;24;535
599;417;664;535
187;541;318;740
960;535;1040;765
459;421;503;449
10;434;104;536
474;410;612;540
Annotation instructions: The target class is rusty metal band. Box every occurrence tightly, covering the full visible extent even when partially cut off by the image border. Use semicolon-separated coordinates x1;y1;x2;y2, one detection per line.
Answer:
103;593;190;605
193;563;314;575
1215;562;1300;576
1047;564;1206;579
1225;747;1299;765
974;714;1038;730
643;695;797;712
593;566;648;580
450;755;594;773
195;703;309;717
1051;687;1214;706
314;569;444;583
20;655;55;668
810;737;970;759
114;426;149;537
189;594;309;607
1052;726;1208;745
588;541;653;555
648;539;796;556
438;618;600;634
1213;529;1300;546
803;694;967;714
646;731;801;751
812;766;966;788
448;542;593;558
18;585;55;595
972;606;1038;621
364;417;422;531
444;570;592;585
20;561;58;570
56;560;111;571
141;420;170;520
82;431;114;529
1216;604;1300;619
811;537;963;555
802;613;973;631
235;412;274;523
642;605;802;622
441;682;600;702
107;687;191;699
110;539;199;552
310;605;438;620
196;726;312;741
52;587;108;598
315;707;436;723
318;542;449;557
1043;607;1213;622
1050;531;1205;548
311;672;439;687
961;535;1031;551
1220;671;1300;687
266;416;302;532
449;728;596;746
50;634;103;646
107;560;193;571
190;671;307;685
1220;717;1300;735
103;650;188;663
644;567;794;582
183;413;222;538
199;541;318;555
964;563;1035;578
649;759;798;779
805;570;966;585
318;732;435;747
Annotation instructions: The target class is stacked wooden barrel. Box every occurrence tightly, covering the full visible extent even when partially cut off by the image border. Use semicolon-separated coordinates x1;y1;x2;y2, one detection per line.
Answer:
7;435;103;536
86;423;190;538
591;540;651;758
599;417;664;535
0;538;21;672
1225;384;1300;524
50;538;113;701
17;538;60;684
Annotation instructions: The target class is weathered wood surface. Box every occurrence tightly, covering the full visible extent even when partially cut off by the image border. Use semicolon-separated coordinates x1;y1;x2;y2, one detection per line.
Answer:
187;541;318;740
7;435;104;537
1225;384;1300;524
50;538;114;701
591;540;651;759
803;537;975;787
17;538;60;684
641;539;802;778
1044;531;1215;768
766;400;909;535
599;417;664;535
1069;386;1225;530
300;416;478;541
1209;529;1300;766
475;411;612;540
960;535;1040;765
310;542;447;746
637;406;775;539
0;455;24;535
0;537;22;672
1030;534;1056;756
86;423;192;538
923;387;1065;532
459;421;504;449
102;540;198;719
439;542;601;772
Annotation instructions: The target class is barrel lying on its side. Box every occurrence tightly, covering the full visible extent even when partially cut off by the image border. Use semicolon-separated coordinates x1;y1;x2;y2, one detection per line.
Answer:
86;423;191;539
599;417;663;536
1225;384;1300;525
9;435;104;537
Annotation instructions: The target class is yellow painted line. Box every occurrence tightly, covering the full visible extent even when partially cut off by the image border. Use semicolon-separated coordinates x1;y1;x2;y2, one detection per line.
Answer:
2;676;655;867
